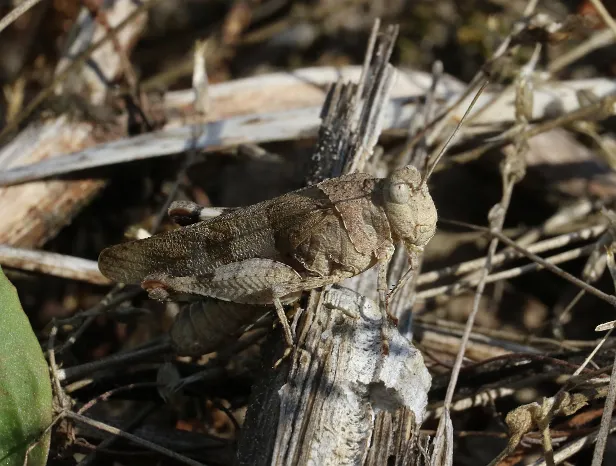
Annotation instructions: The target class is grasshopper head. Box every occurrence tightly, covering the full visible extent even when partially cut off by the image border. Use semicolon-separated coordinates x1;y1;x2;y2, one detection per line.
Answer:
382;165;437;250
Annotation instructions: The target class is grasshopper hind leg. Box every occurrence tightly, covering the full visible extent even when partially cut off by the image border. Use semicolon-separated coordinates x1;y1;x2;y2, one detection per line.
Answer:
376;245;398;355
271;296;295;369
273;296;295;347
377;261;393;355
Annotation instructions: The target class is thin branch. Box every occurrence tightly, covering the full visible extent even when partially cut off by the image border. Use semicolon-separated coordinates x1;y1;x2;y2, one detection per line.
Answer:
416;224;604;287
0;0;44;35
65;411;209;466
574;329;614;378
417;244;594;300
588;0;616;39
76;404;158;466
530;420;616;466
445;220;616;307
549;29;615;73
58;343;170;382
78;383;158;414
0;246;109;285
54;286;141;354
448;93;616;170
591;235;616;465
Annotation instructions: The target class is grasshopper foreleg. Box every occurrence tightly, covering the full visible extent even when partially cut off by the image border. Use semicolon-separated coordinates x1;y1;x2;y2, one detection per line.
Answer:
386;244;424;301
376;245;396;355
271;294;294;369
270;292;295;348
376;245;396;321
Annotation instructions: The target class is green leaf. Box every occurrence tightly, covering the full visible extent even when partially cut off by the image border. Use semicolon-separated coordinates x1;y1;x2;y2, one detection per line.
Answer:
0;266;52;466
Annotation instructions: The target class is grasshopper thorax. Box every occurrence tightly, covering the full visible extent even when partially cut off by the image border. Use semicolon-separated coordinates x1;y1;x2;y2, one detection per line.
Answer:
382;165;438;250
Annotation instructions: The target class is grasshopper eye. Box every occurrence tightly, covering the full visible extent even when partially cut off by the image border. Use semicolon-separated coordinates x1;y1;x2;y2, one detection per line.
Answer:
388;182;411;204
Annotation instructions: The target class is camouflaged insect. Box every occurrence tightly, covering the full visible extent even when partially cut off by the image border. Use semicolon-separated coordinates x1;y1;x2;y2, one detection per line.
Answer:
98;165;437;347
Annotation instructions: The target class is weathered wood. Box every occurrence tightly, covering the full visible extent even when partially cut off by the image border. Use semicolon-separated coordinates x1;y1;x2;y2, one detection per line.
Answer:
237;288;431;465
4;74;616;188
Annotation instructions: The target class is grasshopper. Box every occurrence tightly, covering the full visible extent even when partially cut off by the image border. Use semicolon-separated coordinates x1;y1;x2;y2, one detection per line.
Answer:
98;165;437;348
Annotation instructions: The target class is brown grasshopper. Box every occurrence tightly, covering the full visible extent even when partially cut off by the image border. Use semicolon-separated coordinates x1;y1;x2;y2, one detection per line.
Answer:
98;165;437;348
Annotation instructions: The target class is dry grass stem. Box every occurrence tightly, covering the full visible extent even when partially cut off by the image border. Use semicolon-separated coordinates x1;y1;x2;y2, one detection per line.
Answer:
0;245;108;284
65;411;207;466
0;0;45;35
417;224;604;286
418;243;595;300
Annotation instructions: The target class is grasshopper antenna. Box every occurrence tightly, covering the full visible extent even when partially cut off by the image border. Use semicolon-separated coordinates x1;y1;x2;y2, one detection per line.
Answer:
419;79;490;188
